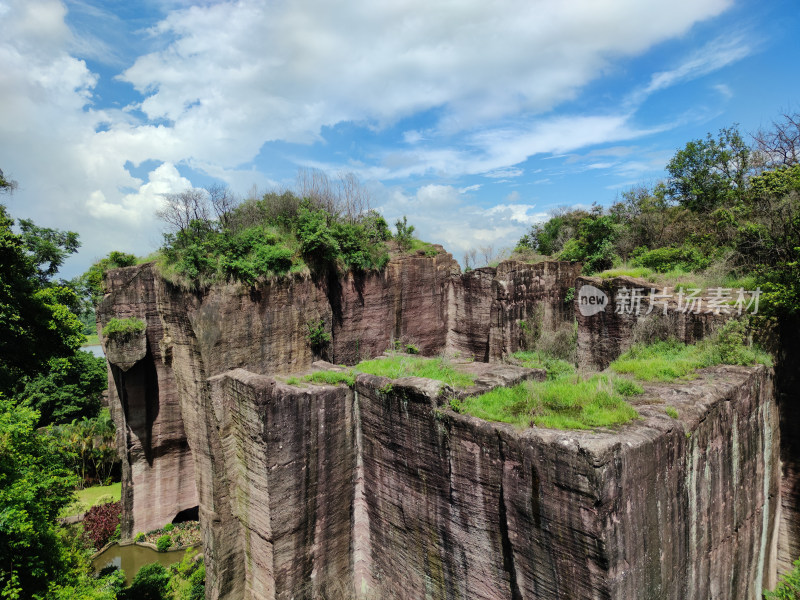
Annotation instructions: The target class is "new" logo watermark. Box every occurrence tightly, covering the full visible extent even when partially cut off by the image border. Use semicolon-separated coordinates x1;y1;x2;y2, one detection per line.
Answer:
578;285;608;316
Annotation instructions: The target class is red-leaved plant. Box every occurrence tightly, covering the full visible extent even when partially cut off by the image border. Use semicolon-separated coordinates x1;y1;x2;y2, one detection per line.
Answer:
82;501;121;548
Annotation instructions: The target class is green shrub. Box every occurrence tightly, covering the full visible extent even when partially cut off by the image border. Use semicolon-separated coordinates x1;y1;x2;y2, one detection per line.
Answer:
83;251;139;305
102;317;145;341
124;563;170;600
613;378;644;396
135;532;145;542
306;319;331;354
665;406;679;419
511;351;575;380
765;557;800;599
156;535;172;552
631;245;711;273
163;523;175;532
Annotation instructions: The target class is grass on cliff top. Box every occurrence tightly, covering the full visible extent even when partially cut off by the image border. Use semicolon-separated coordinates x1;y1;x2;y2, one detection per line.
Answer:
355;355;475;388
453;374;641;430
610;320;772;382
102;317;145;340
288;370;355;387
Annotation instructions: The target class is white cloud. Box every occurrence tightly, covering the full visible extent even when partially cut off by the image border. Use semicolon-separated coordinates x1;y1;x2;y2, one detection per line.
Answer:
630;34;752;105
376;185;547;257
86;162;191;222
0;0;737;276
484;167;524;179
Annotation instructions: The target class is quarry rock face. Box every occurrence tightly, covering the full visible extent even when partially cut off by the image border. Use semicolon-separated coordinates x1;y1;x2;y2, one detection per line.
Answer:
193;364;777;599
97;254;789;598
98;264;198;537
576;275;728;370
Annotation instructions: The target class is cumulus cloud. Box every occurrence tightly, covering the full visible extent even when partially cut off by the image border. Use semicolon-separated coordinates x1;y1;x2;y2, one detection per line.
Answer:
376;184;547;258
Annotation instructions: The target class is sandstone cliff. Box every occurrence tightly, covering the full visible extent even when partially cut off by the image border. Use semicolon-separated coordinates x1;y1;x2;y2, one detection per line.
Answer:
97;254;787;598
195;362;778;599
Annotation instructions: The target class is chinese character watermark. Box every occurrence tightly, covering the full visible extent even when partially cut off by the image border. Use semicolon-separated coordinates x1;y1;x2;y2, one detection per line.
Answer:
600;287;762;317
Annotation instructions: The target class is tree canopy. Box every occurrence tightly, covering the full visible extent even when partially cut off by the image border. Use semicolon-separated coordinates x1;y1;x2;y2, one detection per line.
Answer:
0;206;84;397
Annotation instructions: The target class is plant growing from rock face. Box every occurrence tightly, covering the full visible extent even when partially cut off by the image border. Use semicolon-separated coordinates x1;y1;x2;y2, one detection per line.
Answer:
306;319;331;356
102;317;146;341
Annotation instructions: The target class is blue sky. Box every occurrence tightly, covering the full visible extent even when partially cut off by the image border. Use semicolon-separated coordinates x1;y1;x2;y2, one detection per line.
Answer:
1;0;799;278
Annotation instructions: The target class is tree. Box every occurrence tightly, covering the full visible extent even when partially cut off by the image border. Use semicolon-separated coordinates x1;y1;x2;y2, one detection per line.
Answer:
666;126;751;212
0;168;16;193
394;216;415;252
753;110;800;168
157;189;212;235
0;206;84;396
121;563;170;600
0;399;78;599
17;219;80;285
516;208;588;256
206;183;237;229
19;350;107;427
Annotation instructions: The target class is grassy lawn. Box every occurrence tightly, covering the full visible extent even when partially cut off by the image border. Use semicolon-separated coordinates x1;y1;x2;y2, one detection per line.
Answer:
82;333;100;346
61;482;121;518
454;374;641;430
289;355;477;389
288;370;355;387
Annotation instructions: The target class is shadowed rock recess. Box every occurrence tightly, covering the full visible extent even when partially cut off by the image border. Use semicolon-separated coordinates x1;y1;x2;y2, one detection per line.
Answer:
99;252;786;599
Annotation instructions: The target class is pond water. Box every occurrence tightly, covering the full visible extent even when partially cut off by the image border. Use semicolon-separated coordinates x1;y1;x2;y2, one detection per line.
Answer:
83;344;105;358
92;543;195;584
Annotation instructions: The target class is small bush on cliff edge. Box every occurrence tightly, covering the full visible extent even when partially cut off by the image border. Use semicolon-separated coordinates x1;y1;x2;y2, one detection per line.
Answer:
102;317;145;341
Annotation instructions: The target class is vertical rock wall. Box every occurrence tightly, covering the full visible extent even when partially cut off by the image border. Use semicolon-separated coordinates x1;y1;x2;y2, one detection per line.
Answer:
98;255;579;536
99;265;198;537
193;364;777;599
98;256;786;599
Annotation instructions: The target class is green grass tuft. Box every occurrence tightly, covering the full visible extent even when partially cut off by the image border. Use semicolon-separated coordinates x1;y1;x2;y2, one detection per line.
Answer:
599;266;654;279
665;406;679;419
355;355;475;388
300;370;355;387
458;374;639;430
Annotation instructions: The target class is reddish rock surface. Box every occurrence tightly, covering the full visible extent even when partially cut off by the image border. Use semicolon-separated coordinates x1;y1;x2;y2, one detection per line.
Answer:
192;363;777;599
98;264;198;537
